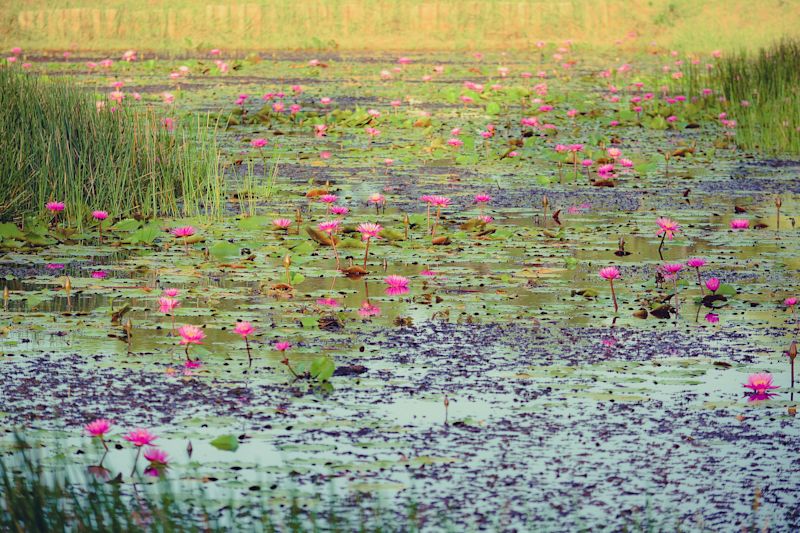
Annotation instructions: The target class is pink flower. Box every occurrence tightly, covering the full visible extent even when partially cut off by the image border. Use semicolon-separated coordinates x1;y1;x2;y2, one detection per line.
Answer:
784;297;798;307
686;258;706;268
598;164;615;177
330;206;349;216
743;373;779;394
430;196;451;208
85;419;112;437
316;297;340;307
607;148;622;159
315;124;328;137
447;138;464;147
656;217;680;240
143;447;169;465
320;97;332;105
274;341;291;352
479;215;494;224
357;222;383;240
705;313;719;323
251;138;268;148
171;226;196;238
661;263;684;275
163;288;179;297
92;210;108;220
123;428;157;447
705;277;721;293
273;218;292;229
184;360;202;369
365;127;381;137
369;193;386;205
318;220;341;234
319;194;338;204
46;201;65;213
177;325;205;345
320;151;332;159
598;267;620;280
730;219;750;230
384;275;409;288
233;321;256;337
91;270;108;279
420;269;437;277
474;194;492;203
358;302;381;317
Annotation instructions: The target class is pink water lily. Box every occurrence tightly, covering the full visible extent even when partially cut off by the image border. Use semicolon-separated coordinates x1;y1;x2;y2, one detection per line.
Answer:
743;373;779;394
178;324;205;361
144;447;169;465
357;223;383;270
234;321;256;366
599;267;620;312
123;428;157;447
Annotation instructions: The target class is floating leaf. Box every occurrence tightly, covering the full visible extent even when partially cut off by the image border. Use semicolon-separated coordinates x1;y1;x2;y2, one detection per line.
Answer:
209;435;239;452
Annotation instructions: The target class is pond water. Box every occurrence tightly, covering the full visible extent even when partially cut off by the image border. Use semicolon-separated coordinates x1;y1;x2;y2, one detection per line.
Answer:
1;50;799;530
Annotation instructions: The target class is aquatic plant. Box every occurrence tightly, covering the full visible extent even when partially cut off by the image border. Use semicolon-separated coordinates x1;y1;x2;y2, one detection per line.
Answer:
714;39;800;154
743;373;779;394
0;68;222;224
178;325;205;361
84;419;112;451
686;258;707;294
655;217;679;260
598;266;621;313
357;223;382;270
234;321;257;367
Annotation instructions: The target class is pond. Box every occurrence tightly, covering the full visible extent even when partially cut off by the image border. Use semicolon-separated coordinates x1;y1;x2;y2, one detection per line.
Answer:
1;48;798;531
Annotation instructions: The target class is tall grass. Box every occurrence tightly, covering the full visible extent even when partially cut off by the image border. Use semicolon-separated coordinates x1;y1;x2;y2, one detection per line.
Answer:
0;441;423;532
714;39;800;154
0;67;222;224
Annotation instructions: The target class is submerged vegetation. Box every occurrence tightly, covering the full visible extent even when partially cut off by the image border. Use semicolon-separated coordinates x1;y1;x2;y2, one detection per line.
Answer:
0;68;222;224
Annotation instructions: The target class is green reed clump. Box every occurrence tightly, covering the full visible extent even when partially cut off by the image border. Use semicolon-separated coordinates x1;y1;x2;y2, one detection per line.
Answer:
714;38;800;154
0;67;222;224
0;440;424;533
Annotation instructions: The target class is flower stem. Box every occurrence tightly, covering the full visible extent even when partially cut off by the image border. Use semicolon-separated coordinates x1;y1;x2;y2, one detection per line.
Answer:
363;238;371;270
610;280;618;313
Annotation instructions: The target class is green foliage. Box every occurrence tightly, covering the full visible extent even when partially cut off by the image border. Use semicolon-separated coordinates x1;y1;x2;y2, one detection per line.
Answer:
310;356;335;382
209;434;240;452
714;39;800;153
0;68;222;225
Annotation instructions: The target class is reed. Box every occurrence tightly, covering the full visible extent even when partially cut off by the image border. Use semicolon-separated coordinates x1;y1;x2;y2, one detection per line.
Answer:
714;38;800;154
0;439;422;532
0;68;222;225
